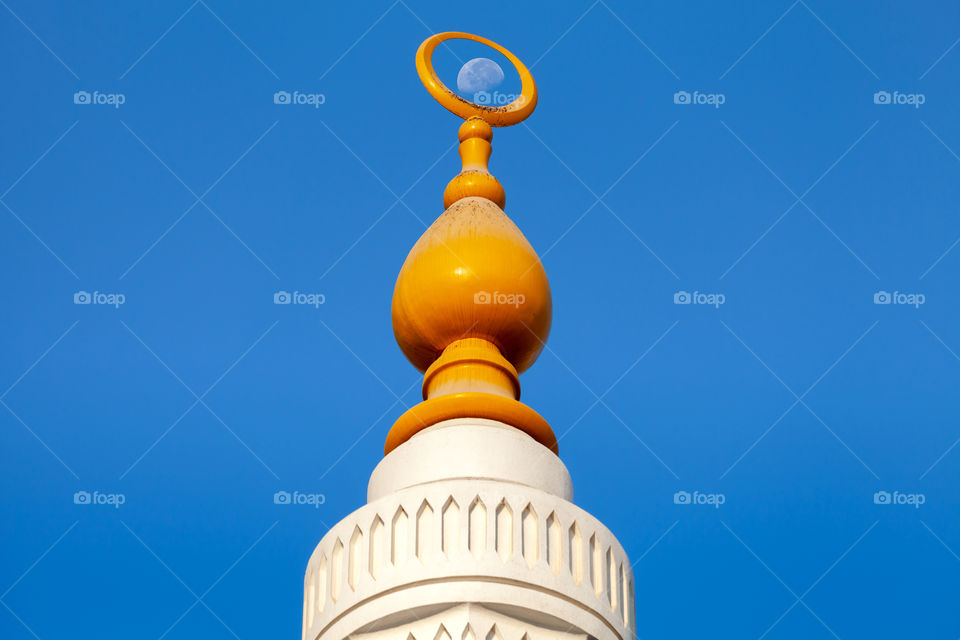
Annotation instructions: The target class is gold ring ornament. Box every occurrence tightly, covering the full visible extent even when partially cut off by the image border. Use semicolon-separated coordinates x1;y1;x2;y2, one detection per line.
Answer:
415;32;538;127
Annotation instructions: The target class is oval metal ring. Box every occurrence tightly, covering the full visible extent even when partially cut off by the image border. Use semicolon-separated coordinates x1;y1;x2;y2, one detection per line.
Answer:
415;32;538;127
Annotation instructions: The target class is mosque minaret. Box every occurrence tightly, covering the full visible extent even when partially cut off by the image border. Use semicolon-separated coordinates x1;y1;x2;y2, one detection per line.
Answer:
301;32;635;640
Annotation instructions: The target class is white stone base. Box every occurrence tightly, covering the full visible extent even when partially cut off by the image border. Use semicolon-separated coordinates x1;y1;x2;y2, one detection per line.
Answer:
303;421;635;640
368;419;573;502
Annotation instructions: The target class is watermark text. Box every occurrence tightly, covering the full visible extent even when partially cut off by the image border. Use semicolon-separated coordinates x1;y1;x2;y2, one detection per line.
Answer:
74;490;125;508
274;90;325;108
873;90;924;108
74;291;125;308
873;490;924;508
874;290;924;308
274;490;325;508
74;90;125;108
674;90;725;108
474;290;525;308
274;290;325;308
673;490;726;508
674;290;725;308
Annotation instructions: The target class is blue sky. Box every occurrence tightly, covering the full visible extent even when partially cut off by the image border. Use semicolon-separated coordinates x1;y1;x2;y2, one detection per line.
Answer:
2;1;959;638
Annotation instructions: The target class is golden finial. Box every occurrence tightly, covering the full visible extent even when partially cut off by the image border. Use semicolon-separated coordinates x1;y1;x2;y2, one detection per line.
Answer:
387;33;555;456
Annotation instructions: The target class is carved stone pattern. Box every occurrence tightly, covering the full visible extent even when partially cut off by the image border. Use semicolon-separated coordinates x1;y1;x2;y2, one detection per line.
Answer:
347;602;590;640
302;482;634;640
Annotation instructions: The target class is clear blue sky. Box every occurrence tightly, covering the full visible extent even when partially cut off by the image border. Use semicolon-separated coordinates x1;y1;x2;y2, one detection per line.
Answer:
2;1;959;638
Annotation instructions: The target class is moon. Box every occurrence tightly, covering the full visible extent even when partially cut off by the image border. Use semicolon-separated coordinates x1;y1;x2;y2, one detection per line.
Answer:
456;57;505;95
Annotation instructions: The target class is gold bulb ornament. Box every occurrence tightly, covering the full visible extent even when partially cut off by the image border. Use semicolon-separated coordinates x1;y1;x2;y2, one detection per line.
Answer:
387;32;558;456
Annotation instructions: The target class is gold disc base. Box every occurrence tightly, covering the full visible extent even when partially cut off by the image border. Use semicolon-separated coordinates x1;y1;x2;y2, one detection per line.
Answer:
386;392;558;455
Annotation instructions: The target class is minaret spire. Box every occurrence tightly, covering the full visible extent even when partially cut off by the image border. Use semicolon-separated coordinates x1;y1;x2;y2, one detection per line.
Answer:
388;32;556;455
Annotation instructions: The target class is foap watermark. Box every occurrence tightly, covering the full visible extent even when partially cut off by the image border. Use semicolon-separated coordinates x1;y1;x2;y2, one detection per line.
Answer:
273;90;325;108
873;290;925;308
873;90;925;108
274;490;325;508
73;490;126;508
274;290;325;308
673;490;725;508
873;490;925;509
673;90;725;108
674;290;725;308
474;290;525;308
74;290;125;308
74;90;126;108
473;91;523;106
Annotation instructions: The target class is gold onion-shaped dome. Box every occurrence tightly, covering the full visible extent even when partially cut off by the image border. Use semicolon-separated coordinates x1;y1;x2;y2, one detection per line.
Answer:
386;32;557;456
392;196;551;374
